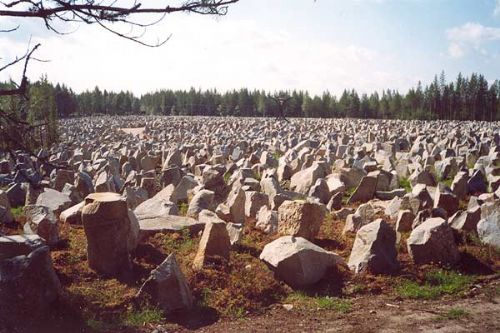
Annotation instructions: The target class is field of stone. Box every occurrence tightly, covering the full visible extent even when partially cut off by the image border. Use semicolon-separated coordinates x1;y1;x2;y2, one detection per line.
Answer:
0;116;499;333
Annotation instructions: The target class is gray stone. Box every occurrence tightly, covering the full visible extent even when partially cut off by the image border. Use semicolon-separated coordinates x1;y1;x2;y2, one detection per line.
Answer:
187;189;214;218
0;240;61;326
407;217;460;265
348;219;399;274
138;215;205;239
278;200;325;240
244;191;269;220
259;236;343;288
82;192;137;275
35;188;72;216
348;173;378;204
477;211;500;249
255;206;278;234
192;220;231;269
137;254;193;313
23;205;59;245
396;210;415;233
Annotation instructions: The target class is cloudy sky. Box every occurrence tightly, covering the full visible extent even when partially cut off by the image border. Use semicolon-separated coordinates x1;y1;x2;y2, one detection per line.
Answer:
1;0;500;96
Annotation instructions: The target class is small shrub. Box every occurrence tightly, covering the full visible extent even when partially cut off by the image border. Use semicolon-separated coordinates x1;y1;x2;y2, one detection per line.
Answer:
177;202;189;216
399;178;412;193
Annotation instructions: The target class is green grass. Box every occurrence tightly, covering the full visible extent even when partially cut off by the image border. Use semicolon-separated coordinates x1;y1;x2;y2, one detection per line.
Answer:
272;151;283;160
342;187;356;204
396;270;473;300
286;292;352;313
223;172;232;184
433;308;470;322
399;177;412;193
163;228;196;253
10;206;24;220
441;178;453;188
444;308;469;320
123;308;164;326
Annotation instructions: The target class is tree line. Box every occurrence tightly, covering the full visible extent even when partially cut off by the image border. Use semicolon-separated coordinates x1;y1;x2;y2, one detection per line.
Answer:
2;71;499;123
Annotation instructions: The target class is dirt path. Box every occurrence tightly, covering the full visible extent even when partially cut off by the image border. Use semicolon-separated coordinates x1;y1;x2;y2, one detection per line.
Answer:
159;284;500;333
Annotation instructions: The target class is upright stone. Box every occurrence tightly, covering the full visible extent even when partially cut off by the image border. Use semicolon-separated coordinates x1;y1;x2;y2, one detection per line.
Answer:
23;205;59;245
348;219;399;274
278;200;325;241
137;254;193;313
407;218;460;265
81;192;137;275
192;221;231;270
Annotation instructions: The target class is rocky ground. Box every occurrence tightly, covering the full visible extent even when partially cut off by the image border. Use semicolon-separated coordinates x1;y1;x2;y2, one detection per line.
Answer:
0;116;499;332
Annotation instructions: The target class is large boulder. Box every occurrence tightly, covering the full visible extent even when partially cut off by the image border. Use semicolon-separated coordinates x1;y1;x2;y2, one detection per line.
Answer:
0;205;13;224
137;254;193;313
134;186;179;220
35;188;72;216
434;186;459;217
290;162;325;194
60;201;85;225
0;235;61;326
192;220;231;270
23;205;59;245
186;189;214;218
82;192;138;275
477;208;499;249
407;218;460;265
396;210;415;233
278;200;325;240
342;202;375;234
244;191;269;220
448;207;481;232
347;172;378;204
259;236;343;288
255;206;278;234
226;187;246;224
348;219;399;274
0;189;13;224
138;215;205;239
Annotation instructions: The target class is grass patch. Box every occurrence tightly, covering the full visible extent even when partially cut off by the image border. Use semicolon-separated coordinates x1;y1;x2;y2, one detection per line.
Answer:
123;307;164;326
441;178;453;188
272;151;283;160
10;206;24;220
396;270;473;300
286;292;352;313
399;177;412;193
443;308;469;320
223;172;232;184
177;201;189;216
342;187;356;204
433;308;470;322
163;228;196;254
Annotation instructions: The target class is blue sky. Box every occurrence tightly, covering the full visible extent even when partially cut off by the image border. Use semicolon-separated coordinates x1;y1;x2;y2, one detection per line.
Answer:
0;0;499;95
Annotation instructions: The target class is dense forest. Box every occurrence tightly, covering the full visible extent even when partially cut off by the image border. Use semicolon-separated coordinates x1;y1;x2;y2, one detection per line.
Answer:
2;72;499;122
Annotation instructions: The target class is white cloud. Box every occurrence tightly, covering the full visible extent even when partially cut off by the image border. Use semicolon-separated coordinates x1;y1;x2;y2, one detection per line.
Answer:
0;12;413;95
448;43;465;58
446;22;500;58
